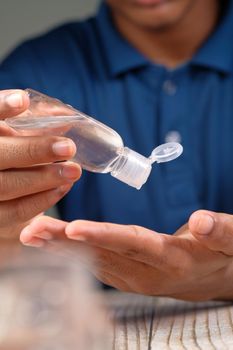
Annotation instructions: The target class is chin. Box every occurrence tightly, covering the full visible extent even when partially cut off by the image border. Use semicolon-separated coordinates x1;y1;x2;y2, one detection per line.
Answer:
127;9;185;30
107;0;194;30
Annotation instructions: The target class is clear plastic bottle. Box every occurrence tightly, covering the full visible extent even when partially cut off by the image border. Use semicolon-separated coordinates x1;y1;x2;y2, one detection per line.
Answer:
5;89;183;189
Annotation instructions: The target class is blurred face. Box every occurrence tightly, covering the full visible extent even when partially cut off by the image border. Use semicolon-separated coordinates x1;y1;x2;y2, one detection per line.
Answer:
106;0;207;30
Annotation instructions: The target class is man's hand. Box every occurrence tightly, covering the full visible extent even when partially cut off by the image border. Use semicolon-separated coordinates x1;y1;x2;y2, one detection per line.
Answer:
0;89;81;238
20;210;233;301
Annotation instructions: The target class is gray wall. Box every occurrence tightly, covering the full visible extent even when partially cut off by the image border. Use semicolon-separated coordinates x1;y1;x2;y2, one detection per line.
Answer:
0;0;99;61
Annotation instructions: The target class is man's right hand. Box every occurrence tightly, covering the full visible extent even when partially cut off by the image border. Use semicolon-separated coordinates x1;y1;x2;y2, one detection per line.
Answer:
0;89;81;238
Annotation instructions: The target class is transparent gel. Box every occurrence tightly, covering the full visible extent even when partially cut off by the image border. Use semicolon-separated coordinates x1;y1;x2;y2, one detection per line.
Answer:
5;89;183;189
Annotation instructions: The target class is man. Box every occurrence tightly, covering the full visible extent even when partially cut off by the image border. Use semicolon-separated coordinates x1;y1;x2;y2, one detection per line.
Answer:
1;0;233;300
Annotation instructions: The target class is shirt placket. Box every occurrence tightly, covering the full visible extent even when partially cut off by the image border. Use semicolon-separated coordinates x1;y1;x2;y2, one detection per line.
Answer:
158;67;202;220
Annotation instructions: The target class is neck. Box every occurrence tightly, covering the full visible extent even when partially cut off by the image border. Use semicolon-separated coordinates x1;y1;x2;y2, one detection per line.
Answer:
112;1;220;68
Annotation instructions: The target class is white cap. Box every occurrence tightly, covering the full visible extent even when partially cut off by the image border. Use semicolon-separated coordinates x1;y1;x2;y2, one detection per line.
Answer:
111;143;183;190
149;142;183;163
111;148;152;190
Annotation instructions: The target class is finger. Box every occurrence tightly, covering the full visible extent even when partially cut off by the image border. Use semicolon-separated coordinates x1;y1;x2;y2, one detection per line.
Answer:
0;136;77;170
20;217;156;293
20;217;99;263
189;210;233;256
20;215;67;245
0;161;81;200
20;216;146;274
21;217;145;292
0;90;29;119
65;220;172;269
0;184;73;229
66;221;227;276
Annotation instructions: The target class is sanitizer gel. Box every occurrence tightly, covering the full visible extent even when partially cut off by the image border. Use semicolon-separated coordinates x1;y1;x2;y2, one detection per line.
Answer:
6;89;183;189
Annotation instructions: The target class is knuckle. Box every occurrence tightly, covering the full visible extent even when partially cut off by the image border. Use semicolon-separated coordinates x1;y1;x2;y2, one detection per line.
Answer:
26;141;41;162
0;171;37;201
123;226;144;258
0;172;26;201
24;136;60;163
123;226;159;261
0;140;18;167
0;173;10;200
128;225;141;237
34;165;57;188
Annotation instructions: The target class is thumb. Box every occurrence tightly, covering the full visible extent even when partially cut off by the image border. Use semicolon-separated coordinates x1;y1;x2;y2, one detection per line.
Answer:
0;89;29;119
189;210;233;256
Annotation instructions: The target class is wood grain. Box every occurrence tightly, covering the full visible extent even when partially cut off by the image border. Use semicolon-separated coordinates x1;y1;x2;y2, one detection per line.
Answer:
106;292;233;350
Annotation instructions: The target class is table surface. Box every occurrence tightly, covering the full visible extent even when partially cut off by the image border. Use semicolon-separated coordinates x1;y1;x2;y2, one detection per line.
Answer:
106;292;233;350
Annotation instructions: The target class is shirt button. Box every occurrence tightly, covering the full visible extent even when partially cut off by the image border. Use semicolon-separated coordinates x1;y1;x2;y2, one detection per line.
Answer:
165;131;182;143
163;80;177;95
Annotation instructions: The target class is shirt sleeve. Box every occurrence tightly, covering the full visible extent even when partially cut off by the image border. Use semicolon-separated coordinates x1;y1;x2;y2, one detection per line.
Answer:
0;41;43;90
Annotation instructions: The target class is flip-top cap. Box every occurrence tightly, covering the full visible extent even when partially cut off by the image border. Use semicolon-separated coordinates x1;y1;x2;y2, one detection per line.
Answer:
111;148;152;190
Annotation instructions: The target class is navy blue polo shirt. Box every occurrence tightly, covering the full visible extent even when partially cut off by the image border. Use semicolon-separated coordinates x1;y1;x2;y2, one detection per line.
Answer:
1;2;233;234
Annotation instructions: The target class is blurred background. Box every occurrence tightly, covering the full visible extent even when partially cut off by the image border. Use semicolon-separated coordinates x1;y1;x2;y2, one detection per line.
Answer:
0;0;99;61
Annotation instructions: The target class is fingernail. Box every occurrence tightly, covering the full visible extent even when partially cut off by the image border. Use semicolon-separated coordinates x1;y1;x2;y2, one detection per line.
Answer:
23;240;45;248
68;234;86;242
192;213;215;235
6;93;24;108
60;164;81;180
52;140;75;157
39;232;53;240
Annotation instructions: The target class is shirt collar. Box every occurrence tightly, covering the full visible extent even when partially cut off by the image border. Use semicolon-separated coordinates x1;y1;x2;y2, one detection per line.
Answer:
96;1;233;77
95;3;149;77
191;0;233;74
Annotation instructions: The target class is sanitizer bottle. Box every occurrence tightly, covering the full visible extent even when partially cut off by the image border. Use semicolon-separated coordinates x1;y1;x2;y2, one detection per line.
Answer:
6;89;183;189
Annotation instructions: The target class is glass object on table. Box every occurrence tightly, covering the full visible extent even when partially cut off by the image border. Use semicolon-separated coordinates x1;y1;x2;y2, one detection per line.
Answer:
0;247;111;350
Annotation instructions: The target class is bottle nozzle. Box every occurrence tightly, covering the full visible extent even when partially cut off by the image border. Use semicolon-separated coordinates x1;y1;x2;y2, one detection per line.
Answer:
111;148;152;190
111;143;183;190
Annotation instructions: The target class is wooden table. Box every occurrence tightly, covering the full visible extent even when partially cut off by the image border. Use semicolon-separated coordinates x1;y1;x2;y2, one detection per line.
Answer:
106;292;233;350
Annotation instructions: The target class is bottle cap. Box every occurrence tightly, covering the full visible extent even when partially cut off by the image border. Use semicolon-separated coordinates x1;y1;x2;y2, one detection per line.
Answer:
111;142;183;189
111;148;152;190
149;142;183;163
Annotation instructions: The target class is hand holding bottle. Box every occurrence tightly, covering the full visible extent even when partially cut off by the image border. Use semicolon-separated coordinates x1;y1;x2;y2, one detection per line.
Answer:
0;89;81;239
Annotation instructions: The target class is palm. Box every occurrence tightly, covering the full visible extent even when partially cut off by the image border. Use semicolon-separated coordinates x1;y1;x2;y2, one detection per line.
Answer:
20;213;233;301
